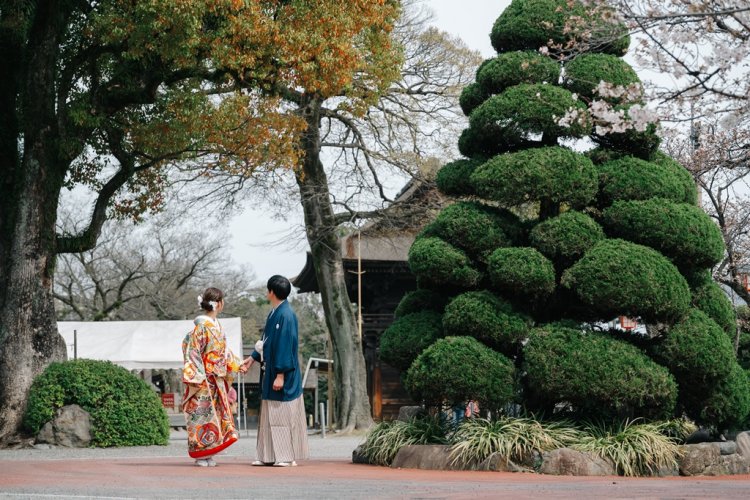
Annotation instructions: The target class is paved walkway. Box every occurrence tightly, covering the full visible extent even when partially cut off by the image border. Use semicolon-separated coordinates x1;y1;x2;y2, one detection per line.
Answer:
1;430;750;499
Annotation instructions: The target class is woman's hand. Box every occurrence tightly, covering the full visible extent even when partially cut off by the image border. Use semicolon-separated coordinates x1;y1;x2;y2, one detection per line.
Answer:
239;357;254;374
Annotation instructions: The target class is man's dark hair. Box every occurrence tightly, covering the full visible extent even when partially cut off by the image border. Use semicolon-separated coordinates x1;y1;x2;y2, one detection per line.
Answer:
267;275;292;300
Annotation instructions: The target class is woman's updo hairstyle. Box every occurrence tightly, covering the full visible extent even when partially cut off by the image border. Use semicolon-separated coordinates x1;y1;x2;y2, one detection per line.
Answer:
199;287;224;312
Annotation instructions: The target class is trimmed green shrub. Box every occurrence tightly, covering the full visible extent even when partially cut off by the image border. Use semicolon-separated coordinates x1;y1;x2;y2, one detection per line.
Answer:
696;363;750;430
490;0;629;56
488;247;556;298
650;152;699;205
405;336;516;411
597;156;694;207
471;147;598;208
442;290;530;354
530;211;605;266
477;51;560;94
435;158;484;196
408;237;482;288
457;124;511;158
689;275;736;337
23;359;169;447
561;239;691;323
459;82;489;116
379;311;444;372
651;309;735;386
592;119;661;159
394;289;450;319
523;326;678;420
432;202;515;261
469;84;591;146
563;53;641;103
602;199;725;269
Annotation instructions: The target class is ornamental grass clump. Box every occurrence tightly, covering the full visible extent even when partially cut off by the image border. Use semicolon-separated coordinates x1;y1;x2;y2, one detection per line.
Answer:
449;417;581;468
572;419;684;477
360;416;449;466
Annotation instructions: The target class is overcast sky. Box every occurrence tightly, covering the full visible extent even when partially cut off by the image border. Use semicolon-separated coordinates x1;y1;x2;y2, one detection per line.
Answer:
227;1;511;284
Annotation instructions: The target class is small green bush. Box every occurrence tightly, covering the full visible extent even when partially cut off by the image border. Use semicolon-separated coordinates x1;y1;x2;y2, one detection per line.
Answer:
563;53;641;102
432;202;515;261
379;311;444;372
459;82;489;116
529;211;605;266
488;247;556;298
469;85;591;146
650;152;699;205
23;359;169;447
394;289;450;319
405;336;516;411
442;290;530;354
696;363;750;430
593;118;661;159
651;309;735;386
477;51;560;94
435;158;484;196
360;416;449;466
523;326;678;420
597;156;694;207
408;237;482;288
561;239;691;323
471;147;598;209
602;199;725;269
490;0;629;56
690;274;737;337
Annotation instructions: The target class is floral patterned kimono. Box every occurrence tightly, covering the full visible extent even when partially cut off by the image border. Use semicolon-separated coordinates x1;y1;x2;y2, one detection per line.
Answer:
182;315;242;458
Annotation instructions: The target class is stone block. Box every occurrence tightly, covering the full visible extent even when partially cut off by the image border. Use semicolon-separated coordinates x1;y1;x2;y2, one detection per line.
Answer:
539;448;615;476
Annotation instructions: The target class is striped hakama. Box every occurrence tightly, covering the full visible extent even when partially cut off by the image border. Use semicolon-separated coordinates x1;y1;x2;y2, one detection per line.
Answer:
256;395;309;463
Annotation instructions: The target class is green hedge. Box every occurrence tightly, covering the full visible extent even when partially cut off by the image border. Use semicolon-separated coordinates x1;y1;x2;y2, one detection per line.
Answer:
490;0;629;56
477;51;560;95
470;147;598;208
23;359;169;447
650;152;699;205
442;290;530;354
488;247;556;298
459;82;488;116
379;311;444;372
435;158;484;196
561;239;691;323
394;289;450;319
690;274;737;338
530;211;605;266
432;202;516;261
523;326;677;420
602;199;725;269
408;236;482;288
563;53;641;102
692;362;750;430
469;84;591;147
404;336;516;410
597;156;695;207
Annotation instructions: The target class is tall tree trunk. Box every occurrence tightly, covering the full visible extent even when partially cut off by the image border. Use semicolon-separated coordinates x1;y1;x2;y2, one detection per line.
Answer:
295;97;373;431
0;1;69;442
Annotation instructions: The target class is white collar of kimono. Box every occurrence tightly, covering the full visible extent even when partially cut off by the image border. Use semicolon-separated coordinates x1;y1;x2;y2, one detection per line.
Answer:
195;315;220;326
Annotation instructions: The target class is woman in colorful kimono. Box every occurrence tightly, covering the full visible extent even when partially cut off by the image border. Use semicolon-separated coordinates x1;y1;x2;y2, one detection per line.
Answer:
182;287;242;467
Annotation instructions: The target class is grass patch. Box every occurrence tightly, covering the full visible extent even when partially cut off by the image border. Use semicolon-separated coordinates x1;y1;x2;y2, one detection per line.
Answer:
359;415;448;466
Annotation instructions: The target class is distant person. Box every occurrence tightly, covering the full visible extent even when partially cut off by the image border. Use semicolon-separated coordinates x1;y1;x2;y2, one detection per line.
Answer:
182;287;242;467
241;275;308;466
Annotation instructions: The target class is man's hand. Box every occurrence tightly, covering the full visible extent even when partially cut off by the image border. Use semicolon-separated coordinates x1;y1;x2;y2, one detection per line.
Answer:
273;373;284;391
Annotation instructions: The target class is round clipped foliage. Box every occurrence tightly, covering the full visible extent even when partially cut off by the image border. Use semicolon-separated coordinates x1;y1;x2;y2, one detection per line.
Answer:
378;311;444;372
688;272;736;337
530;210;605;265
471;147;598;208
650;152;699;205
458;125;508;158
469;84;591;147
563;53;641;102
476;51;560;95
597;156;696;207
490;0;629;56
523;326;677;420
435;158;484;196
432;202;521;261
404;336;516;410
694;363;750;430
561;239;691;323
488;247;556;298
442;290;530;353
592;119;660;159
394;289;450;319
408;237;482;288
459;82;488;116
23;359;169;447
602;199;725;269
651;309;735;386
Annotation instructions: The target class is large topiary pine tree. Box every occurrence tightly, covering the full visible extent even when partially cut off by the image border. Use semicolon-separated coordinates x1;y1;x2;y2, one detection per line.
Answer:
381;0;750;430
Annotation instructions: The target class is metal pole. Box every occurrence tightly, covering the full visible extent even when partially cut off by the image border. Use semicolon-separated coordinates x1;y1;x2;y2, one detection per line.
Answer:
73;330;77;360
320;402;326;439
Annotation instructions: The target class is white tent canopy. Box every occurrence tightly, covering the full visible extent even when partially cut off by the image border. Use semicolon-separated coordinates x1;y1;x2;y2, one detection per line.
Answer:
57;318;243;370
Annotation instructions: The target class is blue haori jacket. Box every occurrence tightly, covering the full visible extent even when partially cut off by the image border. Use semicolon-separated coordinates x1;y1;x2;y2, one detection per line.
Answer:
251;300;303;402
